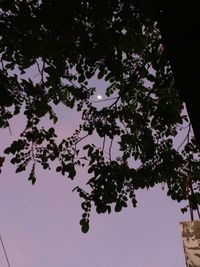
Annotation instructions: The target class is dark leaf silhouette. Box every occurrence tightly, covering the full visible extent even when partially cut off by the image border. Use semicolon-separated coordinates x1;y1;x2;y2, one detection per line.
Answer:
0;0;200;232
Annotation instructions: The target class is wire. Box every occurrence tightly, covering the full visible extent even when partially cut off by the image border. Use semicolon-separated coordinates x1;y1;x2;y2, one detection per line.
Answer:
0;235;11;267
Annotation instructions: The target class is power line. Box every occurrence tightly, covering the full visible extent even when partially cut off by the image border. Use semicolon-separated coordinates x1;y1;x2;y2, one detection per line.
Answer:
0;235;11;267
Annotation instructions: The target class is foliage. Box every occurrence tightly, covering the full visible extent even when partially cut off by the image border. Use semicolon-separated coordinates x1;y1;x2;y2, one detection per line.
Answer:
0;0;200;232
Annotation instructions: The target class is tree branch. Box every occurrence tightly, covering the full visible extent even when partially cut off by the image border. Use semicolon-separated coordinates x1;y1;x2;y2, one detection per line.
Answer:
177;123;191;152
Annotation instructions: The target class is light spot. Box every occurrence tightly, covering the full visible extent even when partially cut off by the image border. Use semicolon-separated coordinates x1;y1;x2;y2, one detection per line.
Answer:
97;95;102;100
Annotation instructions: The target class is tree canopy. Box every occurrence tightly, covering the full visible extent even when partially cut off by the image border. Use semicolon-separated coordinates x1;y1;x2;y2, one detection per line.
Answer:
0;0;200;232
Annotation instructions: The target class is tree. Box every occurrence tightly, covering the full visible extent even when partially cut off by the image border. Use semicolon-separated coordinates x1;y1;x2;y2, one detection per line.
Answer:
0;0;200;232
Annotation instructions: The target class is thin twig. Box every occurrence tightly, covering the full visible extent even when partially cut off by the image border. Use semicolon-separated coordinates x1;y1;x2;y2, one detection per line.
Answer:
197;206;200;219
1;58;5;71
177;123;190;130
31;141;36;165
109;96;120;109
102;136;106;153
177;123;191;151
36;59;45;84
0;235;11;267
63;134;89;153
189;203;194;221
8;123;12;136
109;138;113;161
76;134;89;145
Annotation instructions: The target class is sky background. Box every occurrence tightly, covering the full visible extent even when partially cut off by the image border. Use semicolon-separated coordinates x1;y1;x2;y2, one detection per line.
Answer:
0;73;192;267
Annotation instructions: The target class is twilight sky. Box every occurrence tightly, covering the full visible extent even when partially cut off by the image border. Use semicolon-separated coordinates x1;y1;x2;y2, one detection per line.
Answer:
0;74;191;267
0;162;189;267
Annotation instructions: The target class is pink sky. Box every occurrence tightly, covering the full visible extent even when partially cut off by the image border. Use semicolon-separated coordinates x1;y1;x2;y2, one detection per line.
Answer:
0;74;191;267
0;111;191;267
0;167;189;267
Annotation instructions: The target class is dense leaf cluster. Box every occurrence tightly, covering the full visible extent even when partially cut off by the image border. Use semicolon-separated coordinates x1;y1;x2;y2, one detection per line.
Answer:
0;0;200;232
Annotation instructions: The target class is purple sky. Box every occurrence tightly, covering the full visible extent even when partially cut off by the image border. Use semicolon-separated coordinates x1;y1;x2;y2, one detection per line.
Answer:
0;74;191;267
0;165;189;267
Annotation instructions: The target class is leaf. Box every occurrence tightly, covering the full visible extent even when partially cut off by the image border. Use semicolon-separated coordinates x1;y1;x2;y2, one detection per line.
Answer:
4;147;10;154
88;147;94;157
107;205;111;214
105;72;113;81
65;163;76;179
10;158;16;164
88;166;94;173
16;165;26;173
83;144;91;150
115;202;122;212
56;166;62;172
30;176;36;185
132;198;137;208
81;219;89;233
85;71;93;79
1;0;198;235
0;156;5;167
76;64;83;74
97;69;104;79
78;74;85;83
181;207;188;214
28;164;36;185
